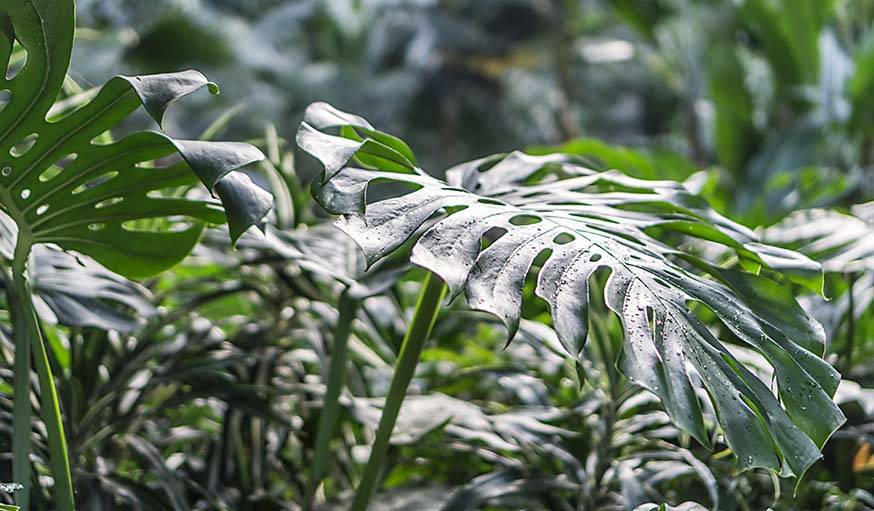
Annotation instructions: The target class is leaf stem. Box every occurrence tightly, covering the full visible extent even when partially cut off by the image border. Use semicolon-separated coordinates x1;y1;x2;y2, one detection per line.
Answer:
305;292;359;510
588;309;618;510
4;258;31;511
9;241;75;511
844;272;856;372
350;273;446;511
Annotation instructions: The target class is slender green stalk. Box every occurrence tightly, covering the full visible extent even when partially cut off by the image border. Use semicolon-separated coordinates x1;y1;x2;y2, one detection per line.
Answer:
844;272;856;372
587;310;618;511
350;273;446;511
584;279;619;511
6;260;31;511
9;240;75;511
304;292;358;510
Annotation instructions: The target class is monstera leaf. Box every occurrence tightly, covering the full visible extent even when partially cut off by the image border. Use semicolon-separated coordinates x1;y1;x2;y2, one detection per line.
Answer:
297;102;844;478
763;202;874;274
762;203;874;355
0;0;273;279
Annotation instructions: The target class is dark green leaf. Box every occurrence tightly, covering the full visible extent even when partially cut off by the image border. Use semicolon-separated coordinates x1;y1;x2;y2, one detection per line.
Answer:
297;103;844;478
0;0;273;279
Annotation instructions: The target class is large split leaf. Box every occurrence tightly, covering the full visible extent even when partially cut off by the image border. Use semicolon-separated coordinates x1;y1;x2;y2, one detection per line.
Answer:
0;0;273;279
762;203;874;340
763;202;874;274
297;102;845;478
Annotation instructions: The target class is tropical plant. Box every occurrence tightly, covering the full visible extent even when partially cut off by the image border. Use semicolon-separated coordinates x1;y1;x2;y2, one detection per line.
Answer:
763;202;874;376
296;102;845;510
0;0;272;508
0;2;872;510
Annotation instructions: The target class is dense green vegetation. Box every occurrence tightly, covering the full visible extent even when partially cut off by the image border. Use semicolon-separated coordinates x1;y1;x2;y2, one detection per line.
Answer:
1;0;873;510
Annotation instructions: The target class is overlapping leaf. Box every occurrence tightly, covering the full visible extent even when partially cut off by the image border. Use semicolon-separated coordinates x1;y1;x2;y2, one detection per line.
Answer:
351;392;572;453
1;213;154;331
297;102;845;477
763;203;874;341
763;202;874;274
229;223;409;299
0;0;273;279
27;245;154;331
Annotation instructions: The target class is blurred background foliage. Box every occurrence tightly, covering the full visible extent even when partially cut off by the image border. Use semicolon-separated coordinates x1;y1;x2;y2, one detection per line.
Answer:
2;0;874;509
71;0;874;213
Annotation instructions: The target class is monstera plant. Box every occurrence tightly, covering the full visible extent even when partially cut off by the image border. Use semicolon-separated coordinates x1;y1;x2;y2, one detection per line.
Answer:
764;202;874;370
0;1;272;509
296;102;846;510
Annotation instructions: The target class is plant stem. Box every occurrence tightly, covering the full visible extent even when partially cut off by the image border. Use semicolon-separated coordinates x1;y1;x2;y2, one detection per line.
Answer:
305;292;358;510
350;273;446;511
9;242;75;511
588;310;617;510
844;272;856;372
5;260;31;511
584;277;619;511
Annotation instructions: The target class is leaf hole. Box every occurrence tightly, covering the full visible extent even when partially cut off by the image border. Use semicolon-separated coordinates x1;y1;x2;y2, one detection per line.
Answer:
19;189;30;200
521;191;546;199
122;218;194;233
72;171;119;195
475;158;502;173
10;133;38;157
0;90;10;115
646;306;656;334
40;154;77;182
95;197;124;209
522;248;554;320
509;214;542;226
36;204;49;216
481;227;507;250
6;45;26;80
366;178;421;204
477;198;505;206
589;253;602;262
553;232;575;245
1;166;11;177
663;269;682;280
90;129;114;146
88;223;106;231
